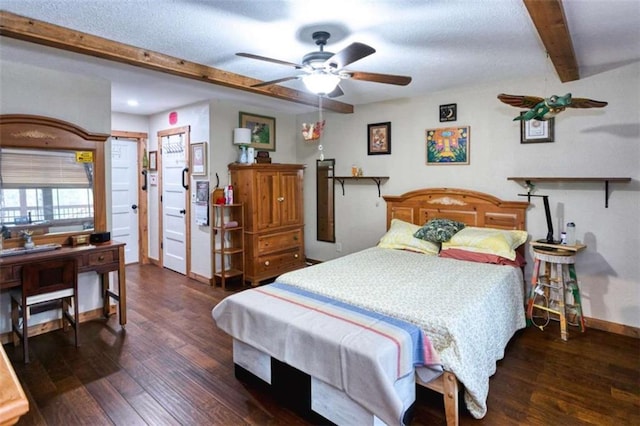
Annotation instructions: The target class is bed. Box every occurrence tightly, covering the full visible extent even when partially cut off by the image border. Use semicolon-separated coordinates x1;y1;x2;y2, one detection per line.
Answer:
212;188;529;425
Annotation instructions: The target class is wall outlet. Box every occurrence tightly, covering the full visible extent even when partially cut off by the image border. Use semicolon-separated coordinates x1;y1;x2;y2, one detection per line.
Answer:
336;242;342;252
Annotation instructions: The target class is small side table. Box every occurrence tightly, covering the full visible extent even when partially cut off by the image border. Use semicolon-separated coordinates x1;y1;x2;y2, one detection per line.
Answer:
526;242;586;341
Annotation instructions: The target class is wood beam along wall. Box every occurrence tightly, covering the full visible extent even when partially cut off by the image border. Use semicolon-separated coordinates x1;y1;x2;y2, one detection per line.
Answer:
0;11;354;114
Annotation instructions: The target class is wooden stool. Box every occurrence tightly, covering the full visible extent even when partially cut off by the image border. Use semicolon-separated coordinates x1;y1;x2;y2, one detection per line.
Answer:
526;243;586;341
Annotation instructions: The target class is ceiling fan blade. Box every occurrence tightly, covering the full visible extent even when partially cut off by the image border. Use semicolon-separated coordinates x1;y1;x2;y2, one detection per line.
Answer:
251;76;300;88
348;71;412;86
236;52;303;69
327;85;344;98
324;42;375;69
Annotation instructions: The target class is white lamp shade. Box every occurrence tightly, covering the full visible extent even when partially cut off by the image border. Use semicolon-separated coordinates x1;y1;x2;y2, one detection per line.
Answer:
302;73;340;94
233;128;252;145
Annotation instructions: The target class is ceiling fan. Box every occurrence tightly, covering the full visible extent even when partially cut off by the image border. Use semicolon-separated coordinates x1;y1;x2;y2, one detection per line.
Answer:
237;31;412;97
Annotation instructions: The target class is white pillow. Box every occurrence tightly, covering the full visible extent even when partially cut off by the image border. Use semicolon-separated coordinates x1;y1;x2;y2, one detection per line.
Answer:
441;226;528;260
378;219;440;255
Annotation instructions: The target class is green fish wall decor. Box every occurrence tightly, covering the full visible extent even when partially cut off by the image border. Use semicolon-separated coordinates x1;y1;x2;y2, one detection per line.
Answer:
497;93;607;121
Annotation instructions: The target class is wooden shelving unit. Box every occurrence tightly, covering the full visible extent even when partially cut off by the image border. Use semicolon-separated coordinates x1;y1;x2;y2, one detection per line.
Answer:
334;176;389;197
212;203;245;290
507;177;631;208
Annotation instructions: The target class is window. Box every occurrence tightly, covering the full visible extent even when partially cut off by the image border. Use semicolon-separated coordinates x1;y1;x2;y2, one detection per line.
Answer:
0;148;94;233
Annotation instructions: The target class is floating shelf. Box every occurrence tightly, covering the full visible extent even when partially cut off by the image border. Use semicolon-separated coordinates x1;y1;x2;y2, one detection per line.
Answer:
507;177;631;208
334;176;389;197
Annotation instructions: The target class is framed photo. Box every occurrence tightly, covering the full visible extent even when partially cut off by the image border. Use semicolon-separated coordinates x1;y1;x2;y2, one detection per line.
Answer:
426;126;470;165
439;103;457;122
148;150;157;171
367;122;391;155
190;142;207;176
521;113;555;143
239;112;276;151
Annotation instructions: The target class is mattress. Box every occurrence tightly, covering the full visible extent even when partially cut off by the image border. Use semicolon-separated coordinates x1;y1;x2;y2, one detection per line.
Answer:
213;281;440;425
276;246;526;418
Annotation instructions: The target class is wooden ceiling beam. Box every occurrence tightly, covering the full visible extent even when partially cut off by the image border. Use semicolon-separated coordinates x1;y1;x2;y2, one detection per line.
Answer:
523;0;579;82
0;11;354;114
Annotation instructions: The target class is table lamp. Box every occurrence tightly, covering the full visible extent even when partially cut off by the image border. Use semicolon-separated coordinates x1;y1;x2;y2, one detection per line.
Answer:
233;128;251;163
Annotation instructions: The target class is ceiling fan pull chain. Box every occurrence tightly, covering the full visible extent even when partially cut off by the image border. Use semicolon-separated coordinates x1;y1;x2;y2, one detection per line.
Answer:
318;95;324;160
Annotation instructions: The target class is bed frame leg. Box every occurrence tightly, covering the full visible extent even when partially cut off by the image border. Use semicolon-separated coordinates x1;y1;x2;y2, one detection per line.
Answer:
442;372;459;426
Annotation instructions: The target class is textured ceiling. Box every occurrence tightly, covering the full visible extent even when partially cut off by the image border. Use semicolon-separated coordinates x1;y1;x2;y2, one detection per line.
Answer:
1;0;639;115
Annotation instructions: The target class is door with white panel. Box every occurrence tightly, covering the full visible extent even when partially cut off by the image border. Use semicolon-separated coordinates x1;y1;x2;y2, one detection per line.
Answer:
111;137;139;264
161;132;189;275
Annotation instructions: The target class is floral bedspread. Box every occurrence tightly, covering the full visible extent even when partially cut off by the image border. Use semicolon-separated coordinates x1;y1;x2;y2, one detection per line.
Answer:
277;247;526;419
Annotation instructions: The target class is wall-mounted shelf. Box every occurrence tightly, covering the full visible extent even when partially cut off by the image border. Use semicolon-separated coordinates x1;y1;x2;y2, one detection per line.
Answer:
334;176;389;197
507;177;631;208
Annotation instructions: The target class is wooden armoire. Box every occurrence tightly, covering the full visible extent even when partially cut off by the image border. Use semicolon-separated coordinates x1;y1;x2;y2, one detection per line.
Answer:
229;163;306;286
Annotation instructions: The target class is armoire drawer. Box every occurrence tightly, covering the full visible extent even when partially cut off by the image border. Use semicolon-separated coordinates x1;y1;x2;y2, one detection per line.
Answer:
256;247;304;274
257;229;302;254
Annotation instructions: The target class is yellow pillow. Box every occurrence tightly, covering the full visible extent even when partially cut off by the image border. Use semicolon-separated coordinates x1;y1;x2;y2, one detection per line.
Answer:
441;226;528;260
378;219;440;255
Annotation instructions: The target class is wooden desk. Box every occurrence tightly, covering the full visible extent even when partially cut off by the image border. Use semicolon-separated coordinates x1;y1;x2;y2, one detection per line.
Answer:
0;344;28;425
0;241;126;327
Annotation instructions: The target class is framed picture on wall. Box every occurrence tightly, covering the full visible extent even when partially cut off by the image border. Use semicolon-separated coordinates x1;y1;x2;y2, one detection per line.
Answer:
520;113;555;143
425;126;470;165
439;103;457;122
367;122;391;155
148;150;157;171
239;112;276;151
190;142;207;176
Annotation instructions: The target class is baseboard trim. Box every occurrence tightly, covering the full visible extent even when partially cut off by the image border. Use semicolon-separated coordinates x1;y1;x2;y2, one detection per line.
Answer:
189;271;212;285
585;316;639;339
0;305;116;345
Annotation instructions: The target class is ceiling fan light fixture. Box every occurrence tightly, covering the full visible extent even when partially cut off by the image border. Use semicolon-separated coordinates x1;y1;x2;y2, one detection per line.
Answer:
302;73;341;95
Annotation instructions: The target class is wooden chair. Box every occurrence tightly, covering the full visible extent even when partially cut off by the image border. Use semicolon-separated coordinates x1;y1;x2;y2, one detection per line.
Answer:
10;258;79;363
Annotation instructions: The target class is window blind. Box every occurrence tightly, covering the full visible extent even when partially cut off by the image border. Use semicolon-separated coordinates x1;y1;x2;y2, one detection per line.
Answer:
0;149;92;188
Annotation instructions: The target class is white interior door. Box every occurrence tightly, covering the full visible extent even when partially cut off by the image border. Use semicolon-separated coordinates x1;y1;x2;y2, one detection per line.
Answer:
111;138;139;264
162;134;187;274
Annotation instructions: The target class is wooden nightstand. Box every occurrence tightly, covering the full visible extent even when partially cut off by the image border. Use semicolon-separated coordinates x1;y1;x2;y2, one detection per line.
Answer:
526;241;586;341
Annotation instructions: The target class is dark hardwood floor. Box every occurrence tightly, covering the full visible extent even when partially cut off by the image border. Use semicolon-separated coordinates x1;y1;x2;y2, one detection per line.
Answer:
5;263;639;425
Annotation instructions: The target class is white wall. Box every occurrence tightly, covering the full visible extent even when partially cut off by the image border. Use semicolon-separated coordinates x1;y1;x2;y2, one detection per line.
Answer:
112;112;149;134
0;60;112;333
299;62;640;328
208;99;301;183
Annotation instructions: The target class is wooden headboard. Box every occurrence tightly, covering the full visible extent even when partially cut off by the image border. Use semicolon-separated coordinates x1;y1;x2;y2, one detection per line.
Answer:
383;188;529;231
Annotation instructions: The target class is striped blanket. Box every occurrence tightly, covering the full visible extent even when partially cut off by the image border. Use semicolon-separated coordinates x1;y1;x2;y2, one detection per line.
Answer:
212;282;442;425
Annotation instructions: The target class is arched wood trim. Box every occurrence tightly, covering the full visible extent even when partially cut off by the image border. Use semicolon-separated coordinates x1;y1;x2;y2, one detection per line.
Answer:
0;114;109;248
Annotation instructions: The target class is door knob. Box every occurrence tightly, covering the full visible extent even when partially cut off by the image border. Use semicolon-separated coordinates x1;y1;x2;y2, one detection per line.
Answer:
179;209;186;214
131;204;138;210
